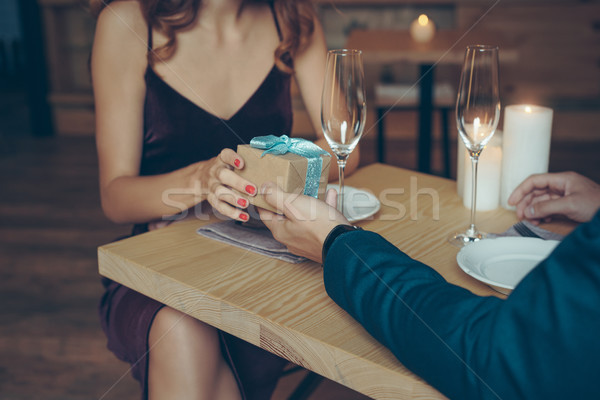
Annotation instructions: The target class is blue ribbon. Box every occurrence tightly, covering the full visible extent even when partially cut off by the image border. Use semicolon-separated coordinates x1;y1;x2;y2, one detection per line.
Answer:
250;135;330;198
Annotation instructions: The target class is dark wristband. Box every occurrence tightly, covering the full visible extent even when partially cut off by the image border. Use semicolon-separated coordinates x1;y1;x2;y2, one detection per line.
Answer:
321;224;363;265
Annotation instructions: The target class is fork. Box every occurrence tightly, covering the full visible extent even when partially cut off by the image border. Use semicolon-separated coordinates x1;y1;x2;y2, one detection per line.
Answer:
513;221;543;239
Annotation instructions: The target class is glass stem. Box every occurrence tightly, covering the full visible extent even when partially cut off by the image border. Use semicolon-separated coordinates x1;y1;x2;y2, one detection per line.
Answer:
337;157;347;213
468;155;479;236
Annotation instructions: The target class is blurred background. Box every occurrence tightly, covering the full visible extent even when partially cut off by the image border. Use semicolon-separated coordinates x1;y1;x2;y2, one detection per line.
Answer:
1;0;599;399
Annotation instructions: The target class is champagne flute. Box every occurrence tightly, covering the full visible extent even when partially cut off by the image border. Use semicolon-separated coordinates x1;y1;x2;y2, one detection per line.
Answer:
321;49;366;214
449;45;501;247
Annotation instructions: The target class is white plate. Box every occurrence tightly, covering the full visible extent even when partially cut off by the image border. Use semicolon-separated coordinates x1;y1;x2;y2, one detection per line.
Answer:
326;184;381;222
456;237;560;294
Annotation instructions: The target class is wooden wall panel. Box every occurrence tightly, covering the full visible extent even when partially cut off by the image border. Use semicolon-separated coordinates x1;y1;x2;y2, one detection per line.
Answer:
458;3;600;101
40;0;600;139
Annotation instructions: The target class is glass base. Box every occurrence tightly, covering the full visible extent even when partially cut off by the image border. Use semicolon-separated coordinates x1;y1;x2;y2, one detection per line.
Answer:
448;228;486;247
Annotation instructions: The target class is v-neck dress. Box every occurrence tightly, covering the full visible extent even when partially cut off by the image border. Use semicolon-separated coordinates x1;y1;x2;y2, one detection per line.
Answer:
98;7;293;399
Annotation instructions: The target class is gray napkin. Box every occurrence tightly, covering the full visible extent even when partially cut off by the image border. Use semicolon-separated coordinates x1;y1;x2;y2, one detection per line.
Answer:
489;220;565;241
197;220;306;264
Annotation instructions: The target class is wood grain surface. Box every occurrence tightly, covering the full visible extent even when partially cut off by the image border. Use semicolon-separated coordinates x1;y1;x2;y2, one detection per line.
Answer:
98;164;573;399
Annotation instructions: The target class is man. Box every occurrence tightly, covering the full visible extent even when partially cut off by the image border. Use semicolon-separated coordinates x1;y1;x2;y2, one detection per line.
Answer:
258;172;600;399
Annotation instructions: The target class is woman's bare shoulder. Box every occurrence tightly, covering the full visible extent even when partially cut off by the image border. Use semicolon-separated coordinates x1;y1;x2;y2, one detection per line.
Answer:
96;0;147;41
93;0;149;69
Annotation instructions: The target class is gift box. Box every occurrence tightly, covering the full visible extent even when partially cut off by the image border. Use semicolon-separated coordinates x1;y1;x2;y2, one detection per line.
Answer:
236;135;331;213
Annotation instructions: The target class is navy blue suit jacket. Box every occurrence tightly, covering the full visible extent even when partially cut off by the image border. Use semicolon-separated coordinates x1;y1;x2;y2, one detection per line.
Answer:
323;211;600;399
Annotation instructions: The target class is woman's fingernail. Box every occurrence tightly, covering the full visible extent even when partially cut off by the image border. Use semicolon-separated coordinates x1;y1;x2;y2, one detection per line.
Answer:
239;213;248;221
245;185;256;195
234;159;241;168
237;198;247;207
527;206;535;217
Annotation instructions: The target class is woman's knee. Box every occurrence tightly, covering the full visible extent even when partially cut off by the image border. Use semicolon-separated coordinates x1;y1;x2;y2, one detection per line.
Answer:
149;306;220;353
147;307;241;400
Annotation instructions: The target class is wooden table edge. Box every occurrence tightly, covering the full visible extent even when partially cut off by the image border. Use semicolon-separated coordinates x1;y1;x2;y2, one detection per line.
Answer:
97;218;446;399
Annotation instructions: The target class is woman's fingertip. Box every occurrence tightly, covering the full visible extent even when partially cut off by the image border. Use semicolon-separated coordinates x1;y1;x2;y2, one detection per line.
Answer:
245;185;256;196
239;213;248;221
234;159;241;168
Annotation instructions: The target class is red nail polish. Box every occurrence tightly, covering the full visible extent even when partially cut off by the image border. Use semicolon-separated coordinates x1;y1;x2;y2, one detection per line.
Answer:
237;198;247;207
234;159;241;168
239;213;248;221
245;185;256;195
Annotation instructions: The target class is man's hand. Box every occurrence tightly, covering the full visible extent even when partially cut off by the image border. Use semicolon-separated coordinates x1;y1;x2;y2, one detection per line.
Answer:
258;183;350;263
508;171;600;223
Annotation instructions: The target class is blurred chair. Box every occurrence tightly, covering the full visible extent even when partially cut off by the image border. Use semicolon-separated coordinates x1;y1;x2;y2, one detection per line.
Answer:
374;81;455;177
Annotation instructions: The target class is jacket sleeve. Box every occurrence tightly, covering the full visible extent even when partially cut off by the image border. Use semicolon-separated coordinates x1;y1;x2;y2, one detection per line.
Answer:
323;212;600;400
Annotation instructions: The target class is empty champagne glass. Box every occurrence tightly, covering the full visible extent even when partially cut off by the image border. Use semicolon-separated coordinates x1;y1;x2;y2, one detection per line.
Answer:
321;49;366;214
449;45;501;247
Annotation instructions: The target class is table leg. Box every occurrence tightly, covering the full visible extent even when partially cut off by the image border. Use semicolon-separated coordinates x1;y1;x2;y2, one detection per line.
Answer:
418;64;435;174
377;106;386;163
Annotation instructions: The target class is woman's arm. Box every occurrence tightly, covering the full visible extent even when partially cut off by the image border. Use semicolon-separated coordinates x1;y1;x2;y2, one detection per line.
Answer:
292;17;360;180
92;2;254;224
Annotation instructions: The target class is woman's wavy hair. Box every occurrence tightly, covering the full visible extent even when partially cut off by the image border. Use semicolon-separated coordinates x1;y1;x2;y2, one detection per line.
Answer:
90;0;315;73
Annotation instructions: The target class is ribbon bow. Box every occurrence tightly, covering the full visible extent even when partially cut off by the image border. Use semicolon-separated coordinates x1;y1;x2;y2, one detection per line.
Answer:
250;135;330;198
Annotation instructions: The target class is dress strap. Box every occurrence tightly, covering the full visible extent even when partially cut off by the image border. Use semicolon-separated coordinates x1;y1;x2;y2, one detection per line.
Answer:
269;2;283;41
147;22;153;51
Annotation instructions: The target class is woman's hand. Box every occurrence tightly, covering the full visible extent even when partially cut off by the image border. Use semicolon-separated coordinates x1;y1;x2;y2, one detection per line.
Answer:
508;171;600;223
258;183;349;263
196;148;258;222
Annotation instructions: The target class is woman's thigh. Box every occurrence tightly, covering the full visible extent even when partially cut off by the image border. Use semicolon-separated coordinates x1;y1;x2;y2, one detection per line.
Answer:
148;307;242;400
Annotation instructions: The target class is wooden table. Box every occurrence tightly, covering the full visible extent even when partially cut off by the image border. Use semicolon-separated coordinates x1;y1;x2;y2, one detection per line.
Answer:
98;164;568;400
347;29;519;174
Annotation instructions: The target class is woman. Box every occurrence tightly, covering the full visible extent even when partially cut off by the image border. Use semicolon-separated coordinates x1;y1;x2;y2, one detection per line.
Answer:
90;0;359;398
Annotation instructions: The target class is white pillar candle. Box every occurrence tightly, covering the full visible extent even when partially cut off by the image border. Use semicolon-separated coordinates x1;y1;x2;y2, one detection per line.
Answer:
409;14;436;43
457;132;503;211
500;105;553;209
